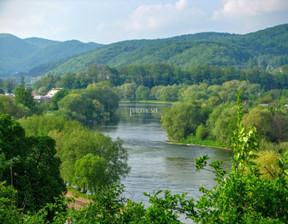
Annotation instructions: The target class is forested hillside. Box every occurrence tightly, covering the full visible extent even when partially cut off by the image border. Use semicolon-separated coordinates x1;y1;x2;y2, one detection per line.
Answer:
31;24;288;76
0;34;102;77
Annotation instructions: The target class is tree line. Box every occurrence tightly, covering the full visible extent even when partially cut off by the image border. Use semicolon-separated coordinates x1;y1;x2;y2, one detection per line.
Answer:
162;83;288;153
32;63;288;94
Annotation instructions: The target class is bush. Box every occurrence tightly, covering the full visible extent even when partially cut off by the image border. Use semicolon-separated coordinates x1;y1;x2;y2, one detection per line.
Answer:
195;124;208;140
252;150;281;180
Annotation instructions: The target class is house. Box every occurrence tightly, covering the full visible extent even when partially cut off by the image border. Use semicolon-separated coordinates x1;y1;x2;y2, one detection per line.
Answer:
45;88;62;99
33;94;42;103
258;104;269;107
4;93;15;99
242;100;248;105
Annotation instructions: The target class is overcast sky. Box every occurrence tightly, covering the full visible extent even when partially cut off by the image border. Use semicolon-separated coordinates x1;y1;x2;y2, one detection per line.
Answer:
0;0;288;44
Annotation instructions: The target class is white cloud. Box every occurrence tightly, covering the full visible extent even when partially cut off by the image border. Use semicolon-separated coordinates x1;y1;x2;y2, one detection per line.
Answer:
0;0;287;43
0;0;68;39
209;0;288;34
214;0;288;18
129;0;204;32
175;0;188;10
0;0;141;43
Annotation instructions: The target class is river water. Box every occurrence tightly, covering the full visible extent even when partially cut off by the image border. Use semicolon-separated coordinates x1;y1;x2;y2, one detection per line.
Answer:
98;102;232;222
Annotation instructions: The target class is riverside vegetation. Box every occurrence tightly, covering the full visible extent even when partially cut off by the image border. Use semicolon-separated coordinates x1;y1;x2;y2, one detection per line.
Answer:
30;63;288;152
1;91;288;223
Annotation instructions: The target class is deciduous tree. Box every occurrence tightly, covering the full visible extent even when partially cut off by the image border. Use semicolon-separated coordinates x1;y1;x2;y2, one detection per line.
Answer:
14;86;36;113
0;115;66;212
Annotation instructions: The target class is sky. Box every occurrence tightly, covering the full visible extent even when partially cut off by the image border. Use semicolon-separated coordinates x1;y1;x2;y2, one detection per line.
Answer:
0;0;288;44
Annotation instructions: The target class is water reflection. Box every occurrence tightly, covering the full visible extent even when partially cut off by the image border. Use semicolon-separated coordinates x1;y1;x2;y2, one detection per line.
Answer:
96;102;232;222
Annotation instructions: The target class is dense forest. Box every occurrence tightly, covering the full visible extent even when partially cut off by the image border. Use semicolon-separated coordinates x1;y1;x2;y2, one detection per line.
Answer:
2;62;287;99
29;24;288;77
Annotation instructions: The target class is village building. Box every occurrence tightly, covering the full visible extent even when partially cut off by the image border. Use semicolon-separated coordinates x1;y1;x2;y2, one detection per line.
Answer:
45;88;62;99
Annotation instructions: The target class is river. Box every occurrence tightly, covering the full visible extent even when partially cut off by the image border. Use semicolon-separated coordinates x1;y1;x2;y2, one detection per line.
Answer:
98;102;232;222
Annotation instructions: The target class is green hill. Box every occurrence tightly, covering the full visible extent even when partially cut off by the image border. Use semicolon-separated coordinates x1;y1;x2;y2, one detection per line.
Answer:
0;34;102;77
32;24;288;77
1;24;288;79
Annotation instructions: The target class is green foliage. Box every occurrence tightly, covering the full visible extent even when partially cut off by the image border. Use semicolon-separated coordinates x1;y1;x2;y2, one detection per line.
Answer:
242;108;273;140
116;82;137;99
0;95;29;119
23;135;67;211
0;79;4;94
135;85;150;100
195;155;210;171
259;140;288;154
0;114;66;212
64;184;189;224
58;93;87;120
0;182;21;223
156;84;183;102
252;150;281;180
243;108;288;143
50;89;69;110
58;73;77;89
195;124;208;140
74;153;106;194
52;81;119;121
18;115;130;192
210;104;238;145
85;81;119;114
33;75;61;95
180;85;209;102
190;91;288;223
172;135;225;148
67;184;139;224
34;61;288;105
162;101;208;140
14;86;36;113
21;197;67;224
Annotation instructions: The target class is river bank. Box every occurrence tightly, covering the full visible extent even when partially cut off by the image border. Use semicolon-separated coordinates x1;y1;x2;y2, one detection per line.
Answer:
165;140;232;151
120;99;174;104
164;134;232;151
119;100;231;151
65;188;90;209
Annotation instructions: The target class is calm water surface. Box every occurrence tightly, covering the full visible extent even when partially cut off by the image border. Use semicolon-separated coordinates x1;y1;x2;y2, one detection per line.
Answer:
98;102;232;221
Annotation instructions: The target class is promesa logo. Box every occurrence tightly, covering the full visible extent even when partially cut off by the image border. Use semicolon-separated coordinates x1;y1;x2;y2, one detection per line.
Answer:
129;107;158;116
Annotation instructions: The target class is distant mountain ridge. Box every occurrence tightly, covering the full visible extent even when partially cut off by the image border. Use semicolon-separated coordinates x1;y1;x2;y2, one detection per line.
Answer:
1;23;288;79
33;24;288;77
0;33;102;77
